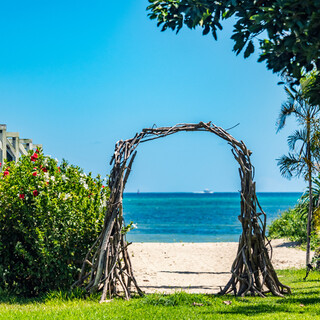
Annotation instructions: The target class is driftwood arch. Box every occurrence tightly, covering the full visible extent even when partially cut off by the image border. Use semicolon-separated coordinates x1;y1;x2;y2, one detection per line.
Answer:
75;122;291;301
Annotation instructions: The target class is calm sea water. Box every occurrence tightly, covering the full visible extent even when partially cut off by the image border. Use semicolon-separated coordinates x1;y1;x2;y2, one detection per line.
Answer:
123;192;302;242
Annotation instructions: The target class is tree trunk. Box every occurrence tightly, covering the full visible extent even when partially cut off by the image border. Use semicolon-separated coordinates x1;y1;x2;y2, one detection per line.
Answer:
306;129;313;267
306;172;313;266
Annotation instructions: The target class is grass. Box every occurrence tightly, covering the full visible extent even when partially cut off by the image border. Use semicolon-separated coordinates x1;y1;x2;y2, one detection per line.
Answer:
0;269;319;319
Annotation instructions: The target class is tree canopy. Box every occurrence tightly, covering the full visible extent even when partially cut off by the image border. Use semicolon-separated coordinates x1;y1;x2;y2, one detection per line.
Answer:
147;0;320;102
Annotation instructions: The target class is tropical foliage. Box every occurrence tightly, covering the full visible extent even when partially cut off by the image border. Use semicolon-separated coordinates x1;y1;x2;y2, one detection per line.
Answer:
276;75;320;266
276;85;320;180
0;150;109;296
268;201;320;250
269;174;320;253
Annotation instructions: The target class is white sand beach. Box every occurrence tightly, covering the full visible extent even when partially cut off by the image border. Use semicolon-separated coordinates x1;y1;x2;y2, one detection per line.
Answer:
129;239;308;294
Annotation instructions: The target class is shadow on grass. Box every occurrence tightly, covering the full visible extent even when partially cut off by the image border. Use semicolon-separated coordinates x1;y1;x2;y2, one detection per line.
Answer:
278;297;320;305
215;304;306;316
290;279;320;284
0;288;96;305
0;294;46;305
216;293;320;316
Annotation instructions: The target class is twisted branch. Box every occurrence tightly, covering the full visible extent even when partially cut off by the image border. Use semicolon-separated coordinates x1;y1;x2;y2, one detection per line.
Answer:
74;121;290;301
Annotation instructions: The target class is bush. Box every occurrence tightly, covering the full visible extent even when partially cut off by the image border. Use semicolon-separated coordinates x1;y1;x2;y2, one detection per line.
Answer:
268;202;320;249
0;150;109;296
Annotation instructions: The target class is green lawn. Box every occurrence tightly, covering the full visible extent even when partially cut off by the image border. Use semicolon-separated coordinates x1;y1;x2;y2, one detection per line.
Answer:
1;269;319;320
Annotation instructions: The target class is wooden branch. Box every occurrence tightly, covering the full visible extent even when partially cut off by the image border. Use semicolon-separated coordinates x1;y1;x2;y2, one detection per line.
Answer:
74;121;290;300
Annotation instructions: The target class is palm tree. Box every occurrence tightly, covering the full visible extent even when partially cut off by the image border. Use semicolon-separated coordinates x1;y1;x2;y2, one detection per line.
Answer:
277;80;320;270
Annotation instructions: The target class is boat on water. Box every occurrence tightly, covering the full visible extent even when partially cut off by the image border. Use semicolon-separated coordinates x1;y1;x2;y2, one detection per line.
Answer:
193;189;214;194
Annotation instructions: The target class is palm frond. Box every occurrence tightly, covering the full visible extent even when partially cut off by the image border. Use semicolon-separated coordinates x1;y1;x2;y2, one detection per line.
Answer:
301;174;320;208
287;129;307;151
309;119;320;162
312;176;320;194
276;101;296;132
284;86;295;101
277;74;320;184
308;104;320;120
277;153;305;179
277;85;312;132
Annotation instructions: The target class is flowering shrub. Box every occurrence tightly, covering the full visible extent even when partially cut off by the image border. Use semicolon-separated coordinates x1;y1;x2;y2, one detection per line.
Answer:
0;150;109;296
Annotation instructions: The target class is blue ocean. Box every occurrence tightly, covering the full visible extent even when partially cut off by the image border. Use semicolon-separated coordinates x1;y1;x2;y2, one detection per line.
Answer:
123;192;302;242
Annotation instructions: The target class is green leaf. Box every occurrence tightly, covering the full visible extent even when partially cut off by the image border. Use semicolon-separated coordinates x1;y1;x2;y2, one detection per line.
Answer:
202;25;210;35
244;40;254;58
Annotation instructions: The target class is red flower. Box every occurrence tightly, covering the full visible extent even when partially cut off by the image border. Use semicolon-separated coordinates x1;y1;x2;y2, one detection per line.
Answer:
58;167;61;172
36;149;39;153
0;162;1;167
31;153;38;162
42;167;48;172
102;185;105;188
32;172;37;176
33;190;39;197
3;170;9;176
19;194;25;199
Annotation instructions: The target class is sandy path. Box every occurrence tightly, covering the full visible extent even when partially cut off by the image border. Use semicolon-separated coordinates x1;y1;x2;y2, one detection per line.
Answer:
128;239;307;294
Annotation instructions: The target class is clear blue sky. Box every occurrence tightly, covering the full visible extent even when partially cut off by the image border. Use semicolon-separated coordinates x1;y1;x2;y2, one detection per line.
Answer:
0;1;305;192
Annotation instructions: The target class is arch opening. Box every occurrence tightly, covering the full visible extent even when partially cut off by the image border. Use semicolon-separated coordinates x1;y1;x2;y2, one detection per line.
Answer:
75;122;291;301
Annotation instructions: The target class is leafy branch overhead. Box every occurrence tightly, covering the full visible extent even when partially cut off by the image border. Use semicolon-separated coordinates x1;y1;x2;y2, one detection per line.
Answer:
147;0;320;99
